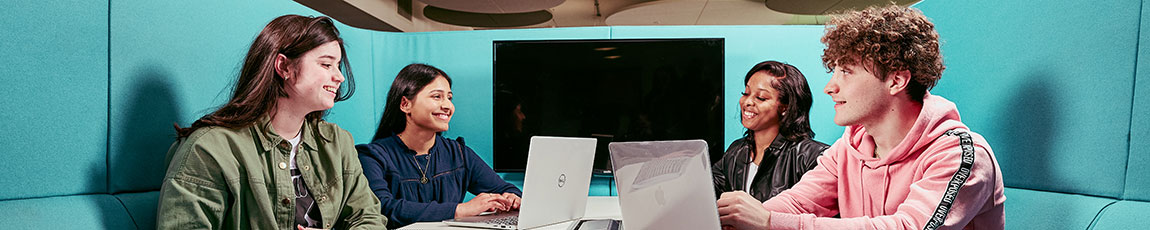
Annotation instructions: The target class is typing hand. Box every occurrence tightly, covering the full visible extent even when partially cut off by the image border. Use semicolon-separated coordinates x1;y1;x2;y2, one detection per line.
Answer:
456;193;512;218
500;193;522;210
717;191;771;230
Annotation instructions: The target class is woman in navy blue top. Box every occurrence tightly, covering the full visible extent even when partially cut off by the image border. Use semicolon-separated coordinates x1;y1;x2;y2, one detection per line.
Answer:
357;63;522;229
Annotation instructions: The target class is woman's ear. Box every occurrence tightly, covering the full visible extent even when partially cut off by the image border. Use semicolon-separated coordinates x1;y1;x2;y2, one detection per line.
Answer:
399;96;413;114
274;53;292;80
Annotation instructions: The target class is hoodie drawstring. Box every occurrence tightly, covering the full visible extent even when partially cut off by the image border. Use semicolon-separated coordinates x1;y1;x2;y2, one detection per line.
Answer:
882;165;891;215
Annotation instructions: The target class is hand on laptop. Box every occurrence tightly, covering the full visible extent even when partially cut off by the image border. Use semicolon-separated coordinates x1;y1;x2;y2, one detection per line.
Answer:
499;193;521;210
456;193;514;218
717;191;771;230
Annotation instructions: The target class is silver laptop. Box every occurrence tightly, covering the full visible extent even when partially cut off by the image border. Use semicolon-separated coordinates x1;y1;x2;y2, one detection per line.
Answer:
444;136;597;229
608;140;721;230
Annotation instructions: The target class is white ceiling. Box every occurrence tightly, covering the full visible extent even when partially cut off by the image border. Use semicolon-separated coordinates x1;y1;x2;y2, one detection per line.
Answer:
297;0;921;32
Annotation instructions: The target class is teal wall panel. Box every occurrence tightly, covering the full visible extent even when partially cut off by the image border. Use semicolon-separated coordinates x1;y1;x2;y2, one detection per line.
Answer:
1126;0;1150;202
109;0;376;193
328;23;379;144
607;25;841;147
367;32;418;141
918;0;1140;198
0;0;109;200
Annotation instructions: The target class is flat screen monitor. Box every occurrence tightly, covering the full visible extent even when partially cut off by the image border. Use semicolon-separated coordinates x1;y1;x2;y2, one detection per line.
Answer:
493;38;724;173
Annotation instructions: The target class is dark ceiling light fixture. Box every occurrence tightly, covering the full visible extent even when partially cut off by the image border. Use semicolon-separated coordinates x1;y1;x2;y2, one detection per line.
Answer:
764;0;922;15
418;0;565;14
594;0;602;17
424;6;553;27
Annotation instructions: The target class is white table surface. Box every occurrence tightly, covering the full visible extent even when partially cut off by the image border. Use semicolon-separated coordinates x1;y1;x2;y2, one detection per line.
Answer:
399;196;622;230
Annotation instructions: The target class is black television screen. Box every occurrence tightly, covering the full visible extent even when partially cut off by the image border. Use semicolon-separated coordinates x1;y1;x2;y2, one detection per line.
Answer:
493;38;724;173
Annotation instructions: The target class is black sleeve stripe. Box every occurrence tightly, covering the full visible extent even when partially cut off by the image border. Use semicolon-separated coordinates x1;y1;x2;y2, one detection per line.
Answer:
923;129;976;230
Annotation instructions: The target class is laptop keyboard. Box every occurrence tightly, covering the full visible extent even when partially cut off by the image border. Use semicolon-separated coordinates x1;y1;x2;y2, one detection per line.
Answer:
482;215;519;226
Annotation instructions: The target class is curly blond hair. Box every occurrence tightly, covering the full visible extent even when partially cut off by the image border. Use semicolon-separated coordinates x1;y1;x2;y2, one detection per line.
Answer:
821;5;944;102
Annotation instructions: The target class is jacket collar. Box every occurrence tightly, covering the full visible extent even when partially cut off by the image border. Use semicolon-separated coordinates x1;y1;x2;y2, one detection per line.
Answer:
737;135;791;164
252;115;329;153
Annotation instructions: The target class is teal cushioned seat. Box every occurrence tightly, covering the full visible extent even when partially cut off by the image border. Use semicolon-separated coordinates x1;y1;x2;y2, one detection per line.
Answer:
0;195;136;230
1090;201;1150;229
117;192;159;230
1004;188;1115;230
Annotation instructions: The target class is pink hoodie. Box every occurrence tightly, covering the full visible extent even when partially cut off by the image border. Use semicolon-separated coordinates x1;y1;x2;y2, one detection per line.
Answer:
761;95;1005;230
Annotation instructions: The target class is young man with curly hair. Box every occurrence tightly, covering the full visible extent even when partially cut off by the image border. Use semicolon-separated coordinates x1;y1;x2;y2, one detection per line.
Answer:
716;5;1005;230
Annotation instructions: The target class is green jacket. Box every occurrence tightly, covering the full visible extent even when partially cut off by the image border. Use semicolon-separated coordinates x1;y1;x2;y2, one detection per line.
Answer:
157;117;386;229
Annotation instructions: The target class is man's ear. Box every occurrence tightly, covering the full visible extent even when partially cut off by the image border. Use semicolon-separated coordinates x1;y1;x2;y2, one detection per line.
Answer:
274;53;292;80
399;96;413;114
887;70;912;96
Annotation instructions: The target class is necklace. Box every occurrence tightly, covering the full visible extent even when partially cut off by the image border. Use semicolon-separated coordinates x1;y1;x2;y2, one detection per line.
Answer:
400;133;432;184
413;154;431;184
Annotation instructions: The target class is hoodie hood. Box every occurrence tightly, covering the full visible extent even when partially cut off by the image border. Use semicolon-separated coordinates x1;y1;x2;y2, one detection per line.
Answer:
842;94;967;166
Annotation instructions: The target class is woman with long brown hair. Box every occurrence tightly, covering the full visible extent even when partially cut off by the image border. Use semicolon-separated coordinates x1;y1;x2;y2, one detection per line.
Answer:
157;15;385;229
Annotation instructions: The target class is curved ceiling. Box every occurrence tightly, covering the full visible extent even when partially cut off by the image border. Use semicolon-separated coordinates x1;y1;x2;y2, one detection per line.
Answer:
298;0;924;32
606;0;793;26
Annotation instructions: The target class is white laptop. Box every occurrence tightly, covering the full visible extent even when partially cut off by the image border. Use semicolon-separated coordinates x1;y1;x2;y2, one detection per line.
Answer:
608;140;721;230
444;136;598;229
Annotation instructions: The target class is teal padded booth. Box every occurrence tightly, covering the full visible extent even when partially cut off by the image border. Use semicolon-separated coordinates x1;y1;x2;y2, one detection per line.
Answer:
0;0;134;229
1090;1;1150;228
917;0;1149;229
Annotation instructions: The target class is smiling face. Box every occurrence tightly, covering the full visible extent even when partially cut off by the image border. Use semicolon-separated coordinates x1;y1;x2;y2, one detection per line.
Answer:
280;41;345;113
823;63;890;127
401;76;454;132
740;71;784;133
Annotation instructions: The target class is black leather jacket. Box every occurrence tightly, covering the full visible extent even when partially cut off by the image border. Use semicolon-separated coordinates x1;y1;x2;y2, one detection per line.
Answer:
712;135;830;201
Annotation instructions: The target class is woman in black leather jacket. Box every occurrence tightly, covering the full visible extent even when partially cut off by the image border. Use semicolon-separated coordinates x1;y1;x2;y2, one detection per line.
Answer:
712;61;830;201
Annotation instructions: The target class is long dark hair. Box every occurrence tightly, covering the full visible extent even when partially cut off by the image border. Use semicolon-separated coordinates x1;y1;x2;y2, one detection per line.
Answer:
175;15;355;138
372;63;452;141
742;61;815;142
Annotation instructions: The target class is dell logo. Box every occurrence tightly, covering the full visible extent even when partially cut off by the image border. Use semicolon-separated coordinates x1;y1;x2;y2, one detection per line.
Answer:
558;174;566;187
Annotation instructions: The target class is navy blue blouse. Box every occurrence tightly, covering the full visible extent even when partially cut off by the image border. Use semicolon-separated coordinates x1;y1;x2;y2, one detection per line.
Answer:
356;134;522;229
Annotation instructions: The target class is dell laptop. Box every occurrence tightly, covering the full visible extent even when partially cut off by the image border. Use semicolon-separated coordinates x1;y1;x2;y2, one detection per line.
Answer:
444;136;597;229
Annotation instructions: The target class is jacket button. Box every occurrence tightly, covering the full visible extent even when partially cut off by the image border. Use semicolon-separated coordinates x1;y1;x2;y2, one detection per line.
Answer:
278;162;287;169
318;195;327;202
303;165;310;171
281;198;290;205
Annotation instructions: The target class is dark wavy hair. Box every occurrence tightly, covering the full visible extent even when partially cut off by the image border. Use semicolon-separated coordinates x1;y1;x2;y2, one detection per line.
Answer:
742;61;815;142
176;15;354;138
372;63;452;140
821;5;944;102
